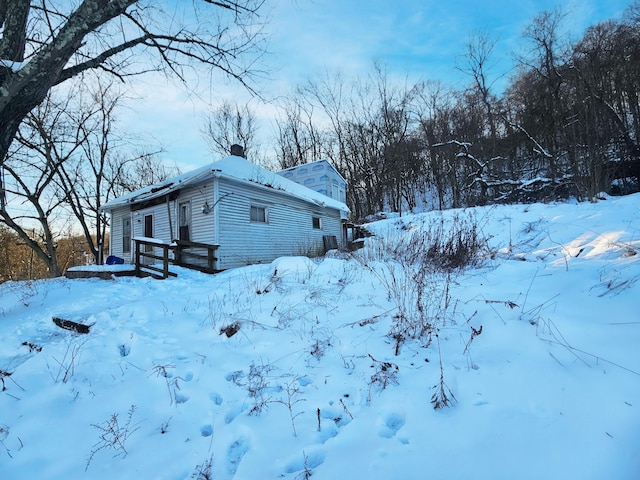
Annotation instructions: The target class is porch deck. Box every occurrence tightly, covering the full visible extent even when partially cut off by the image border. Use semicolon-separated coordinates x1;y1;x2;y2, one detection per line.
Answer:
65;264;137;280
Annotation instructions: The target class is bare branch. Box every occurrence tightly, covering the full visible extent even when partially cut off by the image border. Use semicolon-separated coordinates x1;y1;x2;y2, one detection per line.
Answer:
0;0;266;175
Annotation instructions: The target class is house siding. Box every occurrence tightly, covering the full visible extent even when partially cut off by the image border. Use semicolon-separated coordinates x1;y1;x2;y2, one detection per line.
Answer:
278;160;347;204
172;182;217;270
103;157;348;272
176;183;216;245
215;177;343;270
132;203;171;263
109;208;131;260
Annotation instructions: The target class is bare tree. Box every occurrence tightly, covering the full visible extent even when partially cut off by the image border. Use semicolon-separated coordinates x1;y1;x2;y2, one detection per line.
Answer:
570;17;640;196
0;0;266;207
54;79;171;265
1;94;76;277
274;94;325;169
459;30;500;151
518;8;570;178
3;78;172;276
295;64;425;218
203;100;258;159
114;152;180;195
416;80;456;210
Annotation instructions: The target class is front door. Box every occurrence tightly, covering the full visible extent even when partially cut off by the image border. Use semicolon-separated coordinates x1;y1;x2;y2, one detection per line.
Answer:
178;202;190;241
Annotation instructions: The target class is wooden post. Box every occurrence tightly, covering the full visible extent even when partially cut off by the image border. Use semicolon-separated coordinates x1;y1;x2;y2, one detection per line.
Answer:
135;240;141;277
163;245;169;279
175;243;182;267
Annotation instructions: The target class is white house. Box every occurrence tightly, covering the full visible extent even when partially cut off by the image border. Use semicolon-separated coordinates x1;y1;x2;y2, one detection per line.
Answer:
101;153;350;272
277;159;347;204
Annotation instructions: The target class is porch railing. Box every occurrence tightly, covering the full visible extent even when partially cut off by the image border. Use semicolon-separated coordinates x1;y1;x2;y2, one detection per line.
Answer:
133;238;219;279
174;240;219;273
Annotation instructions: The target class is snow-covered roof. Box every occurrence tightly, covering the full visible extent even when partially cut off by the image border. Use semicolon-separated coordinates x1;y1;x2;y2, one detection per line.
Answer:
102;155;350;214
278;159;347;184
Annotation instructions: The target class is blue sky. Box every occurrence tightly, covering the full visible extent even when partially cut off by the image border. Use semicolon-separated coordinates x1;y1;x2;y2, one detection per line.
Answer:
130;0;632;169
264;0;630;92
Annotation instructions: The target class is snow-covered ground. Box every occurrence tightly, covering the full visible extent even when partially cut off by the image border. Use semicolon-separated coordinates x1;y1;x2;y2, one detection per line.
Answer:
1;195;639;479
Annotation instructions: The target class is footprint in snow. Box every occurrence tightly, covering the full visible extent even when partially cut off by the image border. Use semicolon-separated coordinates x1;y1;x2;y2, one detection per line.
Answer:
317;424;339;444
200;424;213;437
283;449;325;475
226;437;250;475
209;392;223;405
378;411;406;439
316;404;351;443
320;406;352;428
298;376;313;387
224;404;246;424
118;343;130;357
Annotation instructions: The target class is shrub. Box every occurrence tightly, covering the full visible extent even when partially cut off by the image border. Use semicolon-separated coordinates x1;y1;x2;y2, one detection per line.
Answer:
86;405;138;470
355;212;486;409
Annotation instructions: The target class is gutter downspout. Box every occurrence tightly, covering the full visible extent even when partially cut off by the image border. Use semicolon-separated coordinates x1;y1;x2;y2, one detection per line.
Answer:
212;172;220;271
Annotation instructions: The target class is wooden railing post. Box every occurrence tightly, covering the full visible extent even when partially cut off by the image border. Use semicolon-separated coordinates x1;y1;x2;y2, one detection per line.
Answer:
175;243;182;267
133;238;218;277
135;240;141;277
163;245;169;279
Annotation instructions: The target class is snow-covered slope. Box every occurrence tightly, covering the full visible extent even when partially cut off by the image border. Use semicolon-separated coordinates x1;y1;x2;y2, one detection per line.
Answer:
0;195;638;479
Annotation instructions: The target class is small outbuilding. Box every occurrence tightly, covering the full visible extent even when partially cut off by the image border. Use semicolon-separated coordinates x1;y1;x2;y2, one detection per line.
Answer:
101;152;350;273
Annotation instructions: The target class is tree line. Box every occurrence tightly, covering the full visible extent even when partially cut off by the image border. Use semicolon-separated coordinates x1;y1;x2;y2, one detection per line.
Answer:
256;5;639;219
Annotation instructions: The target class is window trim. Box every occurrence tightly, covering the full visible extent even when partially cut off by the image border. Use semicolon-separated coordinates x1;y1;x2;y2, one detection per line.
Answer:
144;214;153;238
122;216;131;254
331;183;340;200
178;201;191;241
312;216;322;230
250;204;268;223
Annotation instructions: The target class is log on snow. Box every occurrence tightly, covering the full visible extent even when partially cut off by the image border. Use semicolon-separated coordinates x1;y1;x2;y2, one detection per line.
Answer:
52;317;91;334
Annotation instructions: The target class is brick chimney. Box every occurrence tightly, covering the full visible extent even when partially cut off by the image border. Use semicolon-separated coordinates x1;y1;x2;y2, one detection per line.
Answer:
230;144;245;157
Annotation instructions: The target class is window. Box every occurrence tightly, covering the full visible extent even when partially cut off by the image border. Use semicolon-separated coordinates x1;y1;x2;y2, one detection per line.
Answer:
312;216;322;229
331;183;340;200
122;217;131;253
144;214;153;237
250;205;267;223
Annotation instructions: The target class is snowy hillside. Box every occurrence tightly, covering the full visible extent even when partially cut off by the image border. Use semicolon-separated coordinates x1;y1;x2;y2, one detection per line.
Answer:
0;195;639;480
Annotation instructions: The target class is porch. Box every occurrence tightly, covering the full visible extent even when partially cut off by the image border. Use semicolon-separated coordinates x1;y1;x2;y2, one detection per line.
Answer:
134;237;220;278
66;238;220;280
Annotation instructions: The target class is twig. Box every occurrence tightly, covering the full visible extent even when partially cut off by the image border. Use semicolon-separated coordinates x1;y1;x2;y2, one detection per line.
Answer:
339;398;353;420
463;325;483;354
431;332;456;410
544;338;640;376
